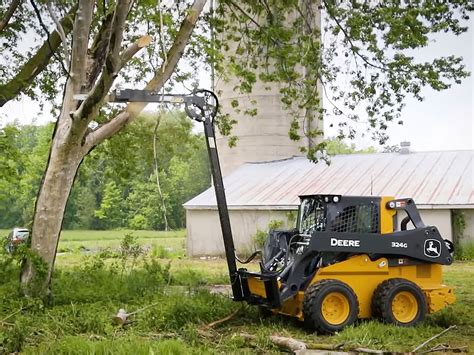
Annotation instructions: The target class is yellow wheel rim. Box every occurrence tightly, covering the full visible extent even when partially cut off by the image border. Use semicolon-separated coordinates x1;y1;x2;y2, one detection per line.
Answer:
392;291;418;323
321;292;350;325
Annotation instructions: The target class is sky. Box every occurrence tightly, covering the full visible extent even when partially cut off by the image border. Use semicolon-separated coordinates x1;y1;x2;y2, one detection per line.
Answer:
1;12;473;153
330;24;473;152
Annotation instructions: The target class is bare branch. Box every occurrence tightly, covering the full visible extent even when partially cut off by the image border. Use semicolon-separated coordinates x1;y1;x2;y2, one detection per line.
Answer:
0;0;22;33
46;1;70;71
74;0;132;120
85;0;207;148
227;1;261;28
30;0;69;75
0;4;76;107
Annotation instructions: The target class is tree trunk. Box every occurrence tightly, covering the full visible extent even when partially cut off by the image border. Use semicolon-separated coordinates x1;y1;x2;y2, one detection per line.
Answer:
20;115;87;296
19;0;207;298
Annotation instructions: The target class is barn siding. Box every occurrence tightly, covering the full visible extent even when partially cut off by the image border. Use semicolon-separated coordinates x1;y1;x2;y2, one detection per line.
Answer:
186;209;293;256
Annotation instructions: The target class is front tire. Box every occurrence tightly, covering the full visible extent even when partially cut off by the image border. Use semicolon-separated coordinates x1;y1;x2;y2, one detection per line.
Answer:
372;278;427;326
303;279;359;334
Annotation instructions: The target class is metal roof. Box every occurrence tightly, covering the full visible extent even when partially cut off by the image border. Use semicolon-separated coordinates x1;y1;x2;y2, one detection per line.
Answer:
184;150;474;210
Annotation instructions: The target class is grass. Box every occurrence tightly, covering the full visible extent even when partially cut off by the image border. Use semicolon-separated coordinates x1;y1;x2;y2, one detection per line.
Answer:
0;230;473;353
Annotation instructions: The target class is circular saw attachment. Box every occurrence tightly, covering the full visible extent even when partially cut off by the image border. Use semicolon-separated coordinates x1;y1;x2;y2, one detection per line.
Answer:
184;89;218;122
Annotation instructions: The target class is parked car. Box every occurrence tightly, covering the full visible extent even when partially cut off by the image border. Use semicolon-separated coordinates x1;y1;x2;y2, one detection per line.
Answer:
5;228;29;254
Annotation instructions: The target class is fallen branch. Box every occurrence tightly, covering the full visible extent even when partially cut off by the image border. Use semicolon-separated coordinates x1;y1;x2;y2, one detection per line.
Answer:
1;307;24;323
205;309;240;329
423;343;468;353
412;325;457;352
269;335;307;351
239;333;385;354
354;347;384;354
0;321;15;327
237;332;257;341
306;342;344;350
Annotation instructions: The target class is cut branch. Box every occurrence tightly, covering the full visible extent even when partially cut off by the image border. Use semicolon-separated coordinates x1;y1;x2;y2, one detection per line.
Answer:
0;4;76;107
120;35;152;66
85;0;207;148
412;325;457;352
0;0;22;33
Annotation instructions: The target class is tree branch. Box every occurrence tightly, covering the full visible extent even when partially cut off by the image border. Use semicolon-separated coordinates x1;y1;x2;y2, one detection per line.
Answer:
322;0;386;71
0;0;22;33
46;1;70;72
85;0;207;149
0;4;76;107
85;10;115;90
70;0;94;87
120;35;152;65
74;0;132;120
227;1;261;29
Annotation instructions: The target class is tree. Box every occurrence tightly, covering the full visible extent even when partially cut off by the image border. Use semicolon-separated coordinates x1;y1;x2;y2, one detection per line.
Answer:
17;0;207;296
324;137;376;155
0;0;470;297
94;181;124;229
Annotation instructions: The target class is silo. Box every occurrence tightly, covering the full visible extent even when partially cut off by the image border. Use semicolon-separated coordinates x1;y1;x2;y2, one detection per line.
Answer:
214;4;323;177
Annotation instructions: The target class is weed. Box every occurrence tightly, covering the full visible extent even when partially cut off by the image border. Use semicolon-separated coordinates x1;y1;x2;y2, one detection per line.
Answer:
252;220;284;250
454;242;474;261
152;244;171;259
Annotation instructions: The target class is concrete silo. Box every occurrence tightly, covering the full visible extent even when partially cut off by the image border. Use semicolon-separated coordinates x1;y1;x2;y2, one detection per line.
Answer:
214;3;323;176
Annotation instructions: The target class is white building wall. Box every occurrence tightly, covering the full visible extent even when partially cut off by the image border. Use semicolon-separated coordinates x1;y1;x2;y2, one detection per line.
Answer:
419;209;453;241
461;209;474;244
186;209;294;256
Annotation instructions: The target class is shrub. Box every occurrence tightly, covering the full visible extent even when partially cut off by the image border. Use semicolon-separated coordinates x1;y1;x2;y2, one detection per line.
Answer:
454;242;474;261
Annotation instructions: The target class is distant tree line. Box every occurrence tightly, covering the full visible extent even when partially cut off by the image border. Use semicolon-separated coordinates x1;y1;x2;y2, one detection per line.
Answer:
0;111;210;230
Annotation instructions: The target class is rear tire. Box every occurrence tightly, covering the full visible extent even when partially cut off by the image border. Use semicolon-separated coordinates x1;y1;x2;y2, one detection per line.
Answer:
372;278;427;326
303;279;359;334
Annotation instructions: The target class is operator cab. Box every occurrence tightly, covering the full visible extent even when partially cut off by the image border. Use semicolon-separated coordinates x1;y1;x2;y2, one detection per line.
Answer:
297;194;381;235
262;195;382;278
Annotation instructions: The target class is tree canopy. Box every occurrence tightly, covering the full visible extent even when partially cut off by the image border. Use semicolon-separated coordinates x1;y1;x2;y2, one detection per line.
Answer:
214;0;471;158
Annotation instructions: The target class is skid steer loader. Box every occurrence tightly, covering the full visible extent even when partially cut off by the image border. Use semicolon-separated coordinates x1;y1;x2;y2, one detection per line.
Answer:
237;195;456;333
101;88;455;334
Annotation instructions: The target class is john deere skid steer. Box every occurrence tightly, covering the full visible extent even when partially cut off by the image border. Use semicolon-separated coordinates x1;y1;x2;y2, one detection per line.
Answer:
235;195;456;333
104;88;455;334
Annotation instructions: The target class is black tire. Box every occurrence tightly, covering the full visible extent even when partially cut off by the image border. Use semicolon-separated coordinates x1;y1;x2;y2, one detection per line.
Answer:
371;278;427;326
303;279;359;334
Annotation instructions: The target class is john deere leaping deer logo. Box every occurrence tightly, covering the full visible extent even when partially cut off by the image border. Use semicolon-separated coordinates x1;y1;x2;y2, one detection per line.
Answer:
424;239;441;258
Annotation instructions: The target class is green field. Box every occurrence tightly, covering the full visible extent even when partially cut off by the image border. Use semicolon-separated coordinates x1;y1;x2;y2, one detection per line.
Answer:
0;230;472;354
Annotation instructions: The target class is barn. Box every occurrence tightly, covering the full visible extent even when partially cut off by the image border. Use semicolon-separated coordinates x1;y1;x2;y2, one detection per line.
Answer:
184;149;474;256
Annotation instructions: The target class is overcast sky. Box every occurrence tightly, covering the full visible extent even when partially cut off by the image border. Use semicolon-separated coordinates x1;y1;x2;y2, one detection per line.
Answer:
329;24;473;152
1;15;472;153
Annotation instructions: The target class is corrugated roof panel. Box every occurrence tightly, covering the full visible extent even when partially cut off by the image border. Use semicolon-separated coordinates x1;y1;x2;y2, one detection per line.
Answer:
184;150;474;209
